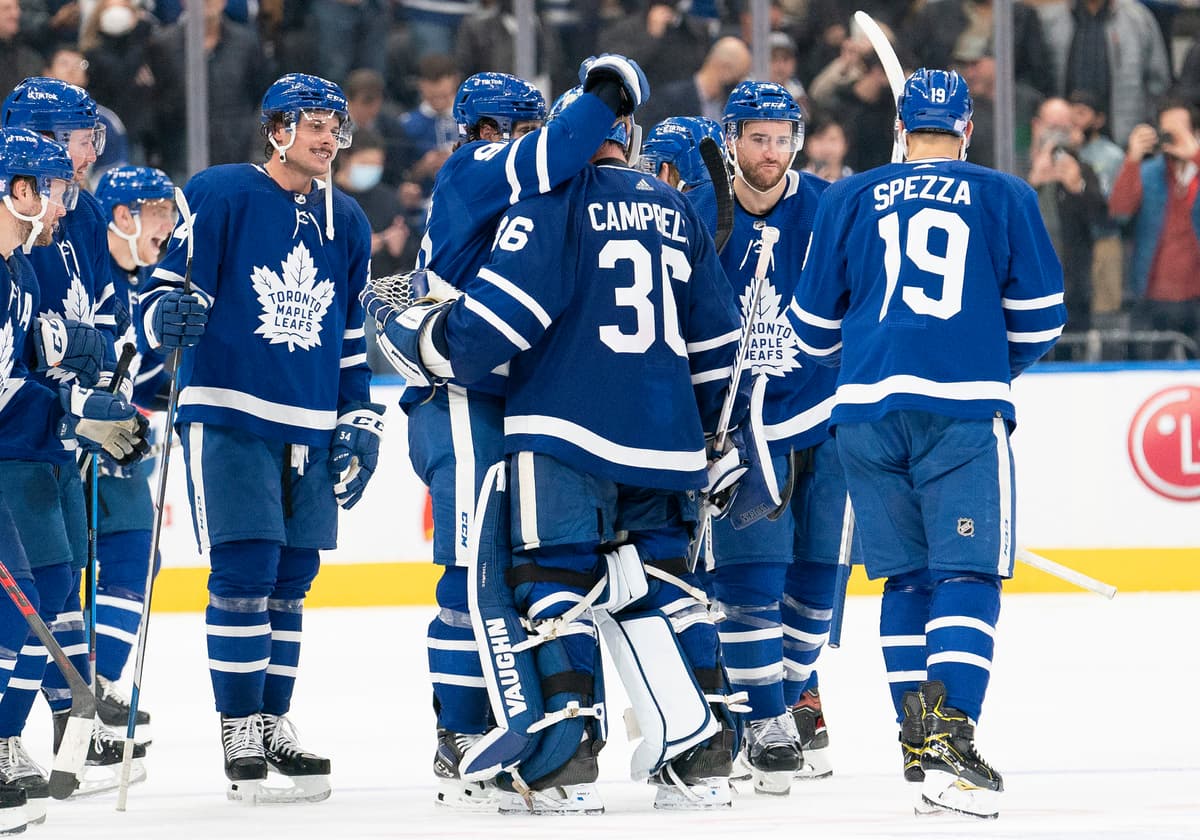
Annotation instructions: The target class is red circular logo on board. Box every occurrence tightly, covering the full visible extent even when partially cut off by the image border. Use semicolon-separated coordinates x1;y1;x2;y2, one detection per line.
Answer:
1127;386;1200;502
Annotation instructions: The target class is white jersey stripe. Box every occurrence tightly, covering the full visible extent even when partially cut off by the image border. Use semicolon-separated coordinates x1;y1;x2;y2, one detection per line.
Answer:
464;296;530;351
1001;292;1064;310
478;267;552;326
536;128;550;193
179;387;337;431
686;329;740;354
836;376;1010;405
505;414;706;473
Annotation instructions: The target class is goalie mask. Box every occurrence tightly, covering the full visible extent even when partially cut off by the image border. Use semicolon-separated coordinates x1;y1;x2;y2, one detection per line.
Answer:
0;127;79;252
95;166;177;268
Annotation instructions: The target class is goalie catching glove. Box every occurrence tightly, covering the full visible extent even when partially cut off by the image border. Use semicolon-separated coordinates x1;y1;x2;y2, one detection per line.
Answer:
329;402;386;509
360;269;457;388
58;382;151;466
579;54;651;116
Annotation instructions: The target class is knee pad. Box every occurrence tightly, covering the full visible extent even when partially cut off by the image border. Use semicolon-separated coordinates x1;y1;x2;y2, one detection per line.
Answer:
208;539;282;601
272;546;320;601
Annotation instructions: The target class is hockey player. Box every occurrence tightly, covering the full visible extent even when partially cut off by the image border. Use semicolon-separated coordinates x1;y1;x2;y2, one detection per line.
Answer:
640;116;725;193
697;81;850;796
392;57;651;808
0;126;146;821
140;73;380;804
1;78;151;798
91;166;178;729
789;68;1065;819
367;86;750;813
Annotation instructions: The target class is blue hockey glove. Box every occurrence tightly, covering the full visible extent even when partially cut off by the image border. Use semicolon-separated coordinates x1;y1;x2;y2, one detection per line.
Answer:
148;289;207;349
33;317;104;387
372;298;455;388
329;402;386;510
580;54;650;116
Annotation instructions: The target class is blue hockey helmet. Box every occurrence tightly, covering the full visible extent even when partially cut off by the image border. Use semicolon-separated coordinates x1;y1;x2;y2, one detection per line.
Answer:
722;80;804;149
261;73;353;149
638;116;724;189
95;166;176;220
0;128;79;251
898;68;973;136
453;72;546;141
2;77;106;157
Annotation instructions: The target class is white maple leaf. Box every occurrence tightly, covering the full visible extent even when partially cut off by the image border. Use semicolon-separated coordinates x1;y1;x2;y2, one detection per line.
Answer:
251;242;336;352
740;279;802;378
41;274;94;383
0;321;14;400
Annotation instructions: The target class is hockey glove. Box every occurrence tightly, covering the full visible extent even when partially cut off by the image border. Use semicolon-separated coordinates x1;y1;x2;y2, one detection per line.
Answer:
58;383;150;465
329;401;387;510
580;54;651;116
721;376;787;530
373;299;455;388
148;289;207;349
34;317;104;387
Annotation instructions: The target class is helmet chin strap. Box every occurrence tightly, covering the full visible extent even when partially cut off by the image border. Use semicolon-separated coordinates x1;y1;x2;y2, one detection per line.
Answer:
269;126;297;163
109;215;148;267
4;194;48;253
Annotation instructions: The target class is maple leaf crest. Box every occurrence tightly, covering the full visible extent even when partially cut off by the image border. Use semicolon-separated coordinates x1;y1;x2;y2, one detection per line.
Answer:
740;279;802;378
0;321;14;401
42;274;93;383
251;242;335;352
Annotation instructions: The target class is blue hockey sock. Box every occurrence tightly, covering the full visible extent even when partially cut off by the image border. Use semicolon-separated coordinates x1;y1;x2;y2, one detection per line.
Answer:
428;567;488;734
38;567;86;714
0;564;69;735
713;563;787;720
260;547;319;716
207;541;280;717
926;572;1002;722
0;578;33;699
96;529;156;681
881;570;932;723
781;560;836;706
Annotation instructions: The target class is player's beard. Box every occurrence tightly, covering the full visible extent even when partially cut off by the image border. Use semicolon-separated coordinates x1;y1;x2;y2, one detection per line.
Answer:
743;158;786;192
34;218;58;247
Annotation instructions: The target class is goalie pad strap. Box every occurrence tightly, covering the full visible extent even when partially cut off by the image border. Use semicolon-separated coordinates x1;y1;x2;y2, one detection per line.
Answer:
541;671;593;702
692;667;724;692
643;556;690;578
507;562;597;591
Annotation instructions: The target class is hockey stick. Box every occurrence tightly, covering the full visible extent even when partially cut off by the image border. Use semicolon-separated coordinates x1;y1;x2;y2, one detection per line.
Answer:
699;137;734;253
853;10;906;163
1016;549;1116;599
688;226;780;572
0;558;96;799
827;494;854;649
116;187;195;811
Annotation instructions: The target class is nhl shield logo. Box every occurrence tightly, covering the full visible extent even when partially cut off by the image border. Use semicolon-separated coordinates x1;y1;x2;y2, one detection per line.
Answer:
956;518;975;537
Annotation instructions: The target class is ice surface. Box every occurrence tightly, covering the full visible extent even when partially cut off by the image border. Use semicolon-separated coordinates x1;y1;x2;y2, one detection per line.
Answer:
27;592;1200;838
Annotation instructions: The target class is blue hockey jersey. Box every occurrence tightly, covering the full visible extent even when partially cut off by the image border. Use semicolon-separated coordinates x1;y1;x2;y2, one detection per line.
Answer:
722;170;840;456
435;162;743;491
142;164;373;447
790;158;1066;427
412;91;620;400
0;251;67;463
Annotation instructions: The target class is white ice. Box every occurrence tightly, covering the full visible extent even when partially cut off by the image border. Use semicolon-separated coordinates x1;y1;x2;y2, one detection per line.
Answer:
24;591;1200;839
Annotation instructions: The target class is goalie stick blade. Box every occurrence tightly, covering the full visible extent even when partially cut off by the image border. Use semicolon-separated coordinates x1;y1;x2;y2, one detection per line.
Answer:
699;137;734;253
49;691;98;799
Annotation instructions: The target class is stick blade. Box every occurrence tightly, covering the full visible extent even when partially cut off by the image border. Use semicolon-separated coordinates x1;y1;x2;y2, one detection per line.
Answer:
698;137;734;253
49;711;94;799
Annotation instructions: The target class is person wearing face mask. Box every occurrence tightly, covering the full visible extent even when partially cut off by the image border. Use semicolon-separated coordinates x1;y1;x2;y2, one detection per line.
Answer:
333;129;412;287
80;0;159;166
1110;98;1200;355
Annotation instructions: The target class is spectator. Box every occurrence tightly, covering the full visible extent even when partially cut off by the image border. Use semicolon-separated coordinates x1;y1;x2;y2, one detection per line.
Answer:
1037;0;1170;146
768;30;808;112
148;0;273;178
20;0;85;53
801;111;852;182
44;45;130;177
1028;97;1107;338
637;35;750;129
902;0;1052;97
1109;99;1200;351
80;0;159;162
306;0;386;85
394;54;457;192
454;0;565;95
951;42;1042;171
597;0;711;90
398;0;476;60
810;42;894;173
1;0;45;96
342;68;406;187
1069;88;1126;317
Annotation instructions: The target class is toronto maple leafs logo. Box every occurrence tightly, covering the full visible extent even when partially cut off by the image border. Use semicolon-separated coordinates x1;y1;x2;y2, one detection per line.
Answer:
42;274;93;383
0;321;14;400
251;242;335;352
740;279;801;378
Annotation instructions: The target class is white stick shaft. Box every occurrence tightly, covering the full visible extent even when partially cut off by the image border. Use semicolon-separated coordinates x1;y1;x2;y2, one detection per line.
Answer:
1016;549;1117;599
854;10;906;163
115;738;135;811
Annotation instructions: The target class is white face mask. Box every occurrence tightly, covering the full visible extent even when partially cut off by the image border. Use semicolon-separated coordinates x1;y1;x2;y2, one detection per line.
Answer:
346;163;383;192
98;5;136;36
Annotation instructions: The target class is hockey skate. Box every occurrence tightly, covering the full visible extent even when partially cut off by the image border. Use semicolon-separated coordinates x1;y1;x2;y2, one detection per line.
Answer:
743;712;802;795
51;711;148;797
790;689;832;780
0;736;46;826
495;739;604;815
650;729;734;810
433;729;496;811
95;675;150;728
899;690;940;816
917;681;1003;819
233;713;333;805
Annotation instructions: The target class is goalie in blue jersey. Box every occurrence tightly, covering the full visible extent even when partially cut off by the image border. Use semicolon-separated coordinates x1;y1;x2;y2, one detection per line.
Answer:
140;73;380;804
790;68;1066;819
367;85;763;813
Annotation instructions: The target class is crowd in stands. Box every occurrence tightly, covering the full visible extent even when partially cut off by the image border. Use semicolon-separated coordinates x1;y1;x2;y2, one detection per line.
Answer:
3;0;1199;361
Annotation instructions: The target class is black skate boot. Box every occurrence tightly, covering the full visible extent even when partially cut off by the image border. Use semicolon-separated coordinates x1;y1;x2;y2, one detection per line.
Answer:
790;688;832;780
900;689;925;783
0;737;41;828
433;729;494;810
95;675;150;728
221;714;268;788
53;711;148;767
744;712;802;795
650;725;734;809
495;735;605;815
918;680;1003;819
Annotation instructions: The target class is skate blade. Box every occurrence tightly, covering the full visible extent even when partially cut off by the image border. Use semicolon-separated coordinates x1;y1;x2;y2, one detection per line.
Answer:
793;748;833;780
653;779;732;810
496;784;604;815
751;769;794;796
920;771;1000;819
227;774;331;805
68;759;147;798
0;804;28;835
729;753;751;782
435;779;498;811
